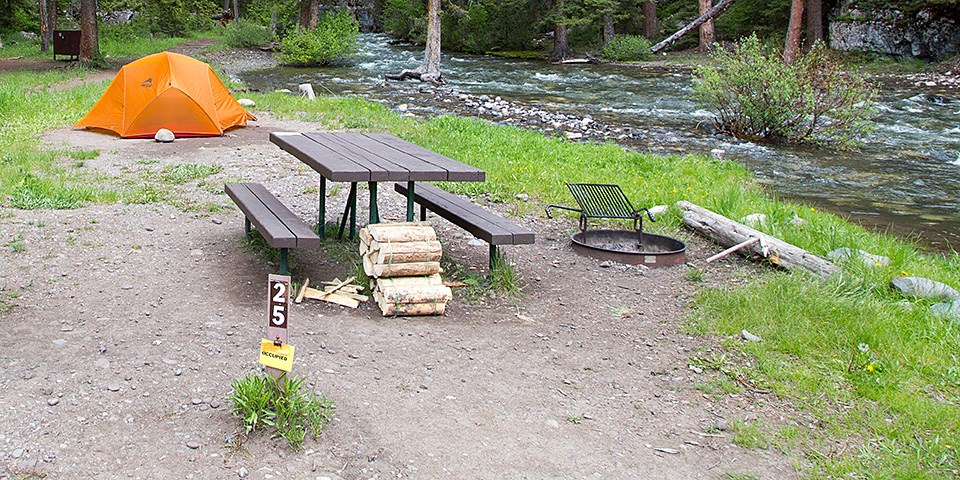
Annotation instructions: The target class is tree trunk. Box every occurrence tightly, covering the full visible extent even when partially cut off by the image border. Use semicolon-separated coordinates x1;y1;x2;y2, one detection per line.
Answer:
553;23;571;59
47;0;57;41
420;0;441;77
39;0;50;52
641;0;657;40
299;0;319;29
805;0;823;47
650;0;735;54
784;0;804;63
602;14;615;46
698;0;714;51
384;0;443;84
79;0;98;62
678;201;840;280
232;0;239;21
223;0;230;11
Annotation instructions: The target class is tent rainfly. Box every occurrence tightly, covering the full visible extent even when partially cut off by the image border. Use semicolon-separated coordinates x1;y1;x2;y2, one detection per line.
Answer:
75;51;255;138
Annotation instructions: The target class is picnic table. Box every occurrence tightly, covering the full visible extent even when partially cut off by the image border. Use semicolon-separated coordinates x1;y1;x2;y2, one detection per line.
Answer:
270;132;485;239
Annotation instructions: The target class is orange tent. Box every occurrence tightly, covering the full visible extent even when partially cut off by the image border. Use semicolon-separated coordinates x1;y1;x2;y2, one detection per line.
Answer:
75;51;255;138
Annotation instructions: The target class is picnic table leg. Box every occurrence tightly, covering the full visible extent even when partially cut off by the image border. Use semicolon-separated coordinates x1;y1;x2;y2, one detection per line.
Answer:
337;182;358;240
406;181;415;222
368;181;379;224
489;244;500;272
317;177;326;239
279;248;289;276
349;182;357;239
244;217;251;242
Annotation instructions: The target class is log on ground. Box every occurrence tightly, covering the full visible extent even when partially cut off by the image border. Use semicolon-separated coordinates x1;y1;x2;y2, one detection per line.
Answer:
677;200;840;280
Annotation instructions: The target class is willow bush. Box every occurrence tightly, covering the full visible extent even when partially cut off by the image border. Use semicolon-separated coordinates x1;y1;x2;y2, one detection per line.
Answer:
694;35;877;148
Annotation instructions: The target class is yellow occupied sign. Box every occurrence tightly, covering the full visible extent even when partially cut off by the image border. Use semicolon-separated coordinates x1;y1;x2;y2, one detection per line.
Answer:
259;340;295;372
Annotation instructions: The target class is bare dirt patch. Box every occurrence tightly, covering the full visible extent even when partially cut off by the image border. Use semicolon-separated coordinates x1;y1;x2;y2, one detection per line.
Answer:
0;111;798;478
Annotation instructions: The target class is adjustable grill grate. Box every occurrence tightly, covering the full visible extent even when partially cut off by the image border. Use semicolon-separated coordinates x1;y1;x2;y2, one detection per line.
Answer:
566;183;637;220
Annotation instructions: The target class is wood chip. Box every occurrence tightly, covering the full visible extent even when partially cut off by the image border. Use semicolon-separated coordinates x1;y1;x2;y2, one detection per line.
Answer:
654;447;680;455
294;278;310;304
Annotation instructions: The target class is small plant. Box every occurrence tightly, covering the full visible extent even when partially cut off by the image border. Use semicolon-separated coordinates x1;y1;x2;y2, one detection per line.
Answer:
6;234;26;253
278;8;359;66
567;415;583;424
225;19;275;49
228;373;334;449
0;287;20;313
684;266;704;282
693;35;876;148
489;254;521;294
600;35;653;62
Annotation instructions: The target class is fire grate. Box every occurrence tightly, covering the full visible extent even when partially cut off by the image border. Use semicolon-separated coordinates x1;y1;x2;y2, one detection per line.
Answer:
545;183;655;240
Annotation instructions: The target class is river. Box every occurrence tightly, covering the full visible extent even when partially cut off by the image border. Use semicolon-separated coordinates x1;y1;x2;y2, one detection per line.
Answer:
240;33;960;250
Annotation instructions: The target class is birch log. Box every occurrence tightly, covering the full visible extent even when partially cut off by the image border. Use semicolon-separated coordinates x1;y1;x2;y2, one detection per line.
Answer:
677;201;840;280
366;239;443;264
363;256;441;278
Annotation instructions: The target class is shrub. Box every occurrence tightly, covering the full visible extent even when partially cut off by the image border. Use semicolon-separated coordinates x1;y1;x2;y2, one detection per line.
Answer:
225;19;274;48
600;35;653;61
277;8;359;66
693;35;877;148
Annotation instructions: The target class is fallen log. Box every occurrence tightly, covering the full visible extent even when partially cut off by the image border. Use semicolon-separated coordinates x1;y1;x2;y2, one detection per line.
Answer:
677;201;840;280
650;0;736;54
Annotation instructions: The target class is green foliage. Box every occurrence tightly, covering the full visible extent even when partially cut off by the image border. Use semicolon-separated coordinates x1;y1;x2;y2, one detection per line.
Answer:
0;0;38;33
277;9;359;66
694;35;877;148
229;373;334;450
224;18;274;48
600;34;652;61
141;0;219;37
242;0;300;38
382;0;425;41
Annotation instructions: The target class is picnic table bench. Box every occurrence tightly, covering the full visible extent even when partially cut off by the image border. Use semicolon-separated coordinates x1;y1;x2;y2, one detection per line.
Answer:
394;182;535;269
225;183;320;275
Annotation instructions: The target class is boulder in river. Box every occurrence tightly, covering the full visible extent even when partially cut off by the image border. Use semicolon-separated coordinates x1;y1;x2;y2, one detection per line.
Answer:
891;276;960;301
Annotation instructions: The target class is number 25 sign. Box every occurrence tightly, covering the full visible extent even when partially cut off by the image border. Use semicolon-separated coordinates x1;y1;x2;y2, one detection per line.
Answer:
268;274;290;330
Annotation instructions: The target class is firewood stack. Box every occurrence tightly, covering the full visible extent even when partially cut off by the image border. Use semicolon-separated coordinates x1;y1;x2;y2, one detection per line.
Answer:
359;222;452;316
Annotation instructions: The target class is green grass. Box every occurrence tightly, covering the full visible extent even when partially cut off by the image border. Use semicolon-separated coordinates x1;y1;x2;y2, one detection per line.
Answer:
228;373;334;450
160;163;223;184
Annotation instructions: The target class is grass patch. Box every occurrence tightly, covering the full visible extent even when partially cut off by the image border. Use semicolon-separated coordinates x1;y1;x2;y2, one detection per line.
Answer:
160;163;223;184
228;373;334;450
6;234;26;253
0;287;21;313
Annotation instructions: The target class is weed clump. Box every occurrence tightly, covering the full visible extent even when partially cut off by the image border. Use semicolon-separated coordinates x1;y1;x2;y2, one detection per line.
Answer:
228;373;334;450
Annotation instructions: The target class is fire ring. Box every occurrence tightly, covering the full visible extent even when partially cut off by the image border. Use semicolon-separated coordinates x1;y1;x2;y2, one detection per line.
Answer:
570;229;686;267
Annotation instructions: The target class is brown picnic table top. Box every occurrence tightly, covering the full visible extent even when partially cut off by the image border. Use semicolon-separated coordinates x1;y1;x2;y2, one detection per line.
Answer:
269;132;485;238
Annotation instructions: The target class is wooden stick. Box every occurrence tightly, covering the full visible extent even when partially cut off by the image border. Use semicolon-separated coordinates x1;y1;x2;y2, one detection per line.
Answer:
323;276;356;299
706;237;760;263
294;278;310;304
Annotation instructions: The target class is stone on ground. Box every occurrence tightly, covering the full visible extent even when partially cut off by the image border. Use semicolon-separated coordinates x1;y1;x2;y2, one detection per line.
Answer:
891;276;960;301
154;129;175;143
826;247;890;268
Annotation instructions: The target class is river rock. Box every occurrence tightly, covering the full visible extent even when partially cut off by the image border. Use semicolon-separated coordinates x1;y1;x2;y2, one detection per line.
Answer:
825;248;890;268
891;276;960;301
237;98;255;107
710;148;725;160
741;330;762;342
930;300;960;323
647;205;668;218
154;129;175;143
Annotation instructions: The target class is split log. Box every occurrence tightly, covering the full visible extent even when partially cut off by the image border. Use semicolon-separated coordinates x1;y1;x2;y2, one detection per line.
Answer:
376;300;446;317
376;284;452;305
375;274;444;289
677;201;840;280
650;0;737;54
366;239;443;265
359;222;437;245
363;256;441;278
